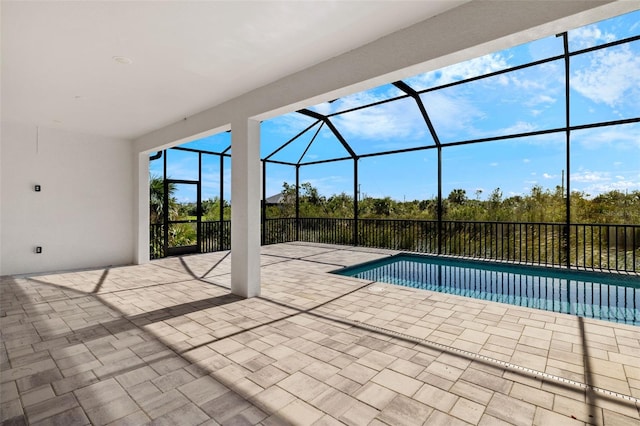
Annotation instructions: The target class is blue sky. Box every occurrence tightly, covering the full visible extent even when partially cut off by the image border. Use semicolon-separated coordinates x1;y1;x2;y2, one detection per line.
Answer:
152;9;640;203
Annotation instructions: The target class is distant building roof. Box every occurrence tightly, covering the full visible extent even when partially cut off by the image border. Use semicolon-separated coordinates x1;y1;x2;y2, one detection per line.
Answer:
265;193;285;205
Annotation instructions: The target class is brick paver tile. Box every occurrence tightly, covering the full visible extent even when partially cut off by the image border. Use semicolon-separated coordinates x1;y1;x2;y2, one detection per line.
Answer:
276;400;323;426
151;368;196;392
310;388;358;418
214;363;251;385
103;410;150;426
413;383;458;412
590;373;632;395
509;382;554;409
127;381;161;405
150;402;210;426
450;397;485;424
533;407;584;426
449;379;493;405
277;371;329;401
313;414;346;426
478;413;516;426
84;394;139;425
485;392;536;426
177;375;229;406
228;377;264;399
247;365;288;388
356;350;396;371
272;352;316;374
0;380;19;403
602;408;640;426
52;370;99;395
139;389;190;419
371;368;422;397
224;406;267;425
0;399;24;423
14;367;62;392
423;361;465;382
75;378;127;410
251;386;296;413
24;393;80;424
426;409;473;426
339;362;378;385
301;361;340;382
459;368;512;394
416;371;454;392
30;406;89;426
338;400;379;426
353;382;397;410
377;394;433;426
386;358;424;378
20;385;55;407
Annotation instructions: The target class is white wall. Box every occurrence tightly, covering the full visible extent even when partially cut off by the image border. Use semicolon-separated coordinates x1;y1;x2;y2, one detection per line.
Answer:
0;122;134;275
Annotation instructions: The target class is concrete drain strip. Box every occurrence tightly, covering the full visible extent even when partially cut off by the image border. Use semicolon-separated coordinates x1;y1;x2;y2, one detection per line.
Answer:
349;320;640;405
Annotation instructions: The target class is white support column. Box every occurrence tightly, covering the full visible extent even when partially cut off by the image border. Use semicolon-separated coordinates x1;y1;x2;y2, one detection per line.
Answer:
231;117;261;298
134;151;150;264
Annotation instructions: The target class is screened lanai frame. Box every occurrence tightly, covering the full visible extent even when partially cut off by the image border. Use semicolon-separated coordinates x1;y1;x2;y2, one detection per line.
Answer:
152;28;640;270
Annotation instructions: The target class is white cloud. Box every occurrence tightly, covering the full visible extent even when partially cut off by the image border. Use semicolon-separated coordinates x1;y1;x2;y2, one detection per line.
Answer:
542;173;555;179
310;86;401;116
330;97;426;141
523;158;531;163
304;175;349;196
526;94;556;107
571;44;640;107
569;25;616;50
581;180;640;194
492;121;537;136
406;53;509;90
573;124;640;150
419;91;484;139
490;162;498;167
571;170;610;183
265;111;318;137
569;169;640;195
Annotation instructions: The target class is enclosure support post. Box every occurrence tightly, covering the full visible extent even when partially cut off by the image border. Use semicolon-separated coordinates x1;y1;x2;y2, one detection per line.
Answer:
561;32;571;268
163;150;169;258
261;160;266;246
197;152;202;253
437;146;443;255
219;154;225;250
354;158;359;246
295;165;300;242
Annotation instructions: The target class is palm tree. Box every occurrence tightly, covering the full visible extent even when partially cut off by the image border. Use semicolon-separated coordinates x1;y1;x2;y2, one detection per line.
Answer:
149;174;176;223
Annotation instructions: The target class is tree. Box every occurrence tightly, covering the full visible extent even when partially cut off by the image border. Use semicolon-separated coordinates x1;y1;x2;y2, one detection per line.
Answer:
149;174;176;223
448;189;467;205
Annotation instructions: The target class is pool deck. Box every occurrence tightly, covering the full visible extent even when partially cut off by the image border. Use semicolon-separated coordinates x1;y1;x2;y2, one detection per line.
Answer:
1;242;639;425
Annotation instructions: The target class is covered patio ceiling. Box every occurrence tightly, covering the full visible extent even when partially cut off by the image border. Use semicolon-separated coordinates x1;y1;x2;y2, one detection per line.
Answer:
2;1;468;140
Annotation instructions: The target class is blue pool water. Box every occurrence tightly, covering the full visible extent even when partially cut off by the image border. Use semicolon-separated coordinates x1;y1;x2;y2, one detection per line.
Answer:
334;254;640;326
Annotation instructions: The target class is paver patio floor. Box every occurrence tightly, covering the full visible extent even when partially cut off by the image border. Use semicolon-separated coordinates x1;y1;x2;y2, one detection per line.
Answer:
1;242;639;425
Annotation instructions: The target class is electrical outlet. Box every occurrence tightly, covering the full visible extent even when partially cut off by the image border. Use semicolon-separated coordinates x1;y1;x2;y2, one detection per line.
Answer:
35;185;41;192
35;246;42;254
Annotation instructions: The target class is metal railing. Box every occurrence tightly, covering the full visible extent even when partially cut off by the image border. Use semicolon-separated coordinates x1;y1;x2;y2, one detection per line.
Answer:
151;218;640;272
150;220;231;260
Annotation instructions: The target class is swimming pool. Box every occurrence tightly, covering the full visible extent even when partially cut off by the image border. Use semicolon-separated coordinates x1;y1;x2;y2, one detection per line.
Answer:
333;254;640;326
